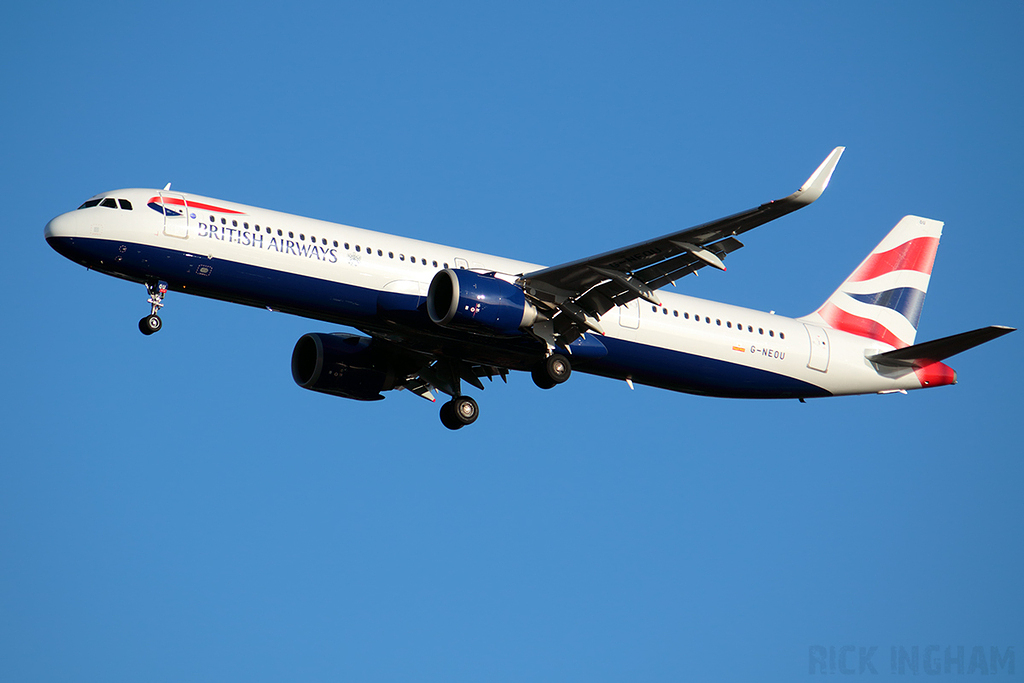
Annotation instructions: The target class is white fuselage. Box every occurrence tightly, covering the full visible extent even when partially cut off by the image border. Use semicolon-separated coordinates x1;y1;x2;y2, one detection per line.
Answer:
45;188;935;400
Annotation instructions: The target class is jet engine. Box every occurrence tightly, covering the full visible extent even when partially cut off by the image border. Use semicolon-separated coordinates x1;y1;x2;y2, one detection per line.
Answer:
291;333;402;401
426;268;538;336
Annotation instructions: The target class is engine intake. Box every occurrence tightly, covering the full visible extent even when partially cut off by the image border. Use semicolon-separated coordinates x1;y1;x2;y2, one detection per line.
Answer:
427;268;537;336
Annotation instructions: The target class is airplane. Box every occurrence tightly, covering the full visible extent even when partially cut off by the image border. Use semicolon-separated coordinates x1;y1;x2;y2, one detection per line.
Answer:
44;148;1014;429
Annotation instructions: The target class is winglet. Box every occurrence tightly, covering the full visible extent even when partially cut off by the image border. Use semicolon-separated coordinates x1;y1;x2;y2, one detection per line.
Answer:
791;147;845;206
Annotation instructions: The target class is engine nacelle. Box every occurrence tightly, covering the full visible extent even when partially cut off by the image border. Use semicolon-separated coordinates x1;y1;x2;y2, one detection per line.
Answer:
426;268;538;336
291;333;397;401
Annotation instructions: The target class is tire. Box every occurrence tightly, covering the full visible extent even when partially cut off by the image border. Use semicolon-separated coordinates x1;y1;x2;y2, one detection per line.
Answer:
532;354;570;389
545;354;571;384
532;366;557;390
439;401;463;430
139;315;162;335
451;396;479;426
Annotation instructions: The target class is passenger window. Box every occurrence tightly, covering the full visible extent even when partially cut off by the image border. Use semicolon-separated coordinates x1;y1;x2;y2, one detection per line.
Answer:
333;240;338;247
243;222;249;229
652;306;658;313
433;260;438;267
232;220;238;227
780;332;785;340
705;317;711;323
389;252;394;259
378;249;383;256
673;310;678;317
400;254;405;261
221;218;226;225
344;243;350;249
277;229;282;236
289;231;295;238
100;198;117;208
300;234;305;241
118;199;133;210
663;308;668;315
322;238;327;245
210;215;216;222
769;330;774;337
355;245;360;252
748;325;753;332
716;319;721;326
759;328;764;335
727;321;732;328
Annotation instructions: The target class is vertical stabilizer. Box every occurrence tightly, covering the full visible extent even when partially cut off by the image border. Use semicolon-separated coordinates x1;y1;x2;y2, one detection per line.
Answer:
801;216;942;348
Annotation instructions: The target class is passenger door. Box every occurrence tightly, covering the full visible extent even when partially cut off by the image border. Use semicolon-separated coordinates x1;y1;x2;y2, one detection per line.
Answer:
158;192;190;238
804;323;830;372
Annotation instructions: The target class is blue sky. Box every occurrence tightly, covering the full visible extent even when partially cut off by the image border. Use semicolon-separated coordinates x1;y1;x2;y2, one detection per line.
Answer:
2;2;1022;681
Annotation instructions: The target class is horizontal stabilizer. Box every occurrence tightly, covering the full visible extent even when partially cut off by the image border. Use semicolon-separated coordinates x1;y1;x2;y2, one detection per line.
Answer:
868;325;1015;368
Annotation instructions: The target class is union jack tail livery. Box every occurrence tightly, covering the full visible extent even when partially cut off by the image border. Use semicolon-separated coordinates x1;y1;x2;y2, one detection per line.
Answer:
804;216;942;349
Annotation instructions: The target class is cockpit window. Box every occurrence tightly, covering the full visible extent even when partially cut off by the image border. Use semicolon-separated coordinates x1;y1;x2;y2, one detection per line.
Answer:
77;197;134;210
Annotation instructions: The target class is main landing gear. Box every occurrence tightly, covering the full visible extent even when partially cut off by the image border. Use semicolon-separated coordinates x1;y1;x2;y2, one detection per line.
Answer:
139;281;167;336
424;359;483;431
439;395;479;431
531;353;571;389
436;354;568;428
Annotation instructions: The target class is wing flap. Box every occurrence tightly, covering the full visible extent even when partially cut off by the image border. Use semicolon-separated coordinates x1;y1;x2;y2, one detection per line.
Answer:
640;236;745;292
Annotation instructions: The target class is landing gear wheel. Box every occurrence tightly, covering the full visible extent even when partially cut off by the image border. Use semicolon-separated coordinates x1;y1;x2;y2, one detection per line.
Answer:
532;366;556;389
440;396;479;430
139;314;162;335
439;401;461;430
453;396;479;425
532;354;571;389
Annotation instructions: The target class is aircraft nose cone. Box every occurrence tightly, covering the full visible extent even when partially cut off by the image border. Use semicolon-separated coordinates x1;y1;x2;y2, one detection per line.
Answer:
44;212;76;241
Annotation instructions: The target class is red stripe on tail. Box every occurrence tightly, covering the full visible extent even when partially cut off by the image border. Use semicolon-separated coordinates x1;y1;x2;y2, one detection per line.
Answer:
817;302;910;348
848;236;939;283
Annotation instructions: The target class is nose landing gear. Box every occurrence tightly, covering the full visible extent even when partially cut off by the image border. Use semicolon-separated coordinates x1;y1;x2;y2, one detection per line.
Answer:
139;281;167;335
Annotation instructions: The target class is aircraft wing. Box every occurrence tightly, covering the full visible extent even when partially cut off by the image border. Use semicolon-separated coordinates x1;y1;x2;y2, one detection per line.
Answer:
517;147;845;344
